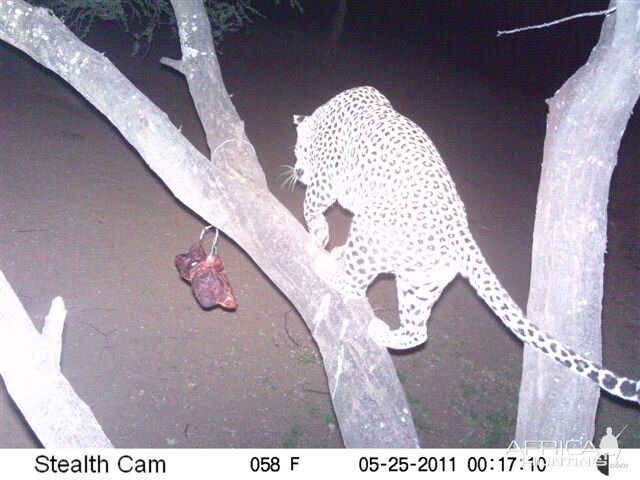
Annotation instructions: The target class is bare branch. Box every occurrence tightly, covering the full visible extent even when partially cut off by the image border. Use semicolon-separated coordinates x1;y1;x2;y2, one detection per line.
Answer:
159;56;184;74
41;296;66;368
497;7;617;37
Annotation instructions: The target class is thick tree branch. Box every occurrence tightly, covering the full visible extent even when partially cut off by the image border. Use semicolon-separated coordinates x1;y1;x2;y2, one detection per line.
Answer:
0;271;113;448
162;0;265;187
0;0;419;447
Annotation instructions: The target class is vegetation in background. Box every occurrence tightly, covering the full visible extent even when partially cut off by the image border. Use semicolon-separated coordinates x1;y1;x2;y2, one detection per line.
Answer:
36;0;302;53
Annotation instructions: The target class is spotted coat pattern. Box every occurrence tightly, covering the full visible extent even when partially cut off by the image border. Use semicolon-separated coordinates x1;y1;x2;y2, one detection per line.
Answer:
292;86;639;404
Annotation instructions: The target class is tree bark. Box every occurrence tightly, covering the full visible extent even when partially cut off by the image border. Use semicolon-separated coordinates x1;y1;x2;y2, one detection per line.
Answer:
0;0;419;447
516;0;640;443
0;272;113;448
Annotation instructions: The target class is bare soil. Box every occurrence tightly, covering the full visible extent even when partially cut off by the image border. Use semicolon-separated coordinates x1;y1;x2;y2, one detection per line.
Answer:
1;8;638;448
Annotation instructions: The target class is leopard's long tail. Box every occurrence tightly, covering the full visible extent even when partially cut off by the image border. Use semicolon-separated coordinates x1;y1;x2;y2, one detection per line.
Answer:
461;237;640;404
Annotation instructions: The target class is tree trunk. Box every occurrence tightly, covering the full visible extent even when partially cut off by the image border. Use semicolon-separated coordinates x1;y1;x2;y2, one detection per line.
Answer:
516;0;640;443
0;0;419;447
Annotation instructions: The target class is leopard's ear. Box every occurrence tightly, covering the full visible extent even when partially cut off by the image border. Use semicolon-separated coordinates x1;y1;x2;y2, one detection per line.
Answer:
293;114;307;125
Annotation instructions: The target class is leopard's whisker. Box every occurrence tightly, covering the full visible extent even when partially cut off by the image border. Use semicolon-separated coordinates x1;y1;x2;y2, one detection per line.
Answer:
277;165;299;191
277;167;292;181
279;174;291;190
286;172;298;191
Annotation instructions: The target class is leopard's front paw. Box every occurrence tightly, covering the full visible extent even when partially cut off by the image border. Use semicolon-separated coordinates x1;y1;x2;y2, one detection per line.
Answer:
307;216;329;249
329;244;346;261
310;251;356;298
308;243;366;299
311;251;336;283
368;317;391;347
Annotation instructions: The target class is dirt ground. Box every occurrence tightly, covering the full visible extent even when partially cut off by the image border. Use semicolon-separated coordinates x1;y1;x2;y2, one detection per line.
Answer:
1;5;638;448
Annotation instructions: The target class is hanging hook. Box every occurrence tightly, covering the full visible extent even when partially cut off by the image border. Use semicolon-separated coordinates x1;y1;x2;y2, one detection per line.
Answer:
200;225;219;256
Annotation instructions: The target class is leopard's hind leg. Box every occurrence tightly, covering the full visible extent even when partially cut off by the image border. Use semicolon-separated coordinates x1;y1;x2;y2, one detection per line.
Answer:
369;266;456;349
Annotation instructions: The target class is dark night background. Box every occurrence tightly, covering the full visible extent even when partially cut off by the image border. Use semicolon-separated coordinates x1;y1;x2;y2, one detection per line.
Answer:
1;0;638;448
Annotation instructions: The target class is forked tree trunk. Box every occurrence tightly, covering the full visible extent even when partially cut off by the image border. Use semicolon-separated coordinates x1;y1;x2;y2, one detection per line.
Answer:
0;0;419;447
516;0;640;443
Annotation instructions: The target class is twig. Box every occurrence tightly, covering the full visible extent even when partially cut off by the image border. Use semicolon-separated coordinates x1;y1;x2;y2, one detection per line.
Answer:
284;310;301;347
76;320;116;348
303;388;330;396
497;7;616;37
15;228;52;233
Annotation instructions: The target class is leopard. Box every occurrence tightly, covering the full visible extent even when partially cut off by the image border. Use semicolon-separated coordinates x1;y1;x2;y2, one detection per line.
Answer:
287;86;639;404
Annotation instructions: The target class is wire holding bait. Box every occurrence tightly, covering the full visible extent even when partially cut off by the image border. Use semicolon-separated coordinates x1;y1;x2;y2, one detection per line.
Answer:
200;225;219;256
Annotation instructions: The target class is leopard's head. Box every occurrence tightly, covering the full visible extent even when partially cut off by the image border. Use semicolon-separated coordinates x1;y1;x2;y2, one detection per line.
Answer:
292;114;316;186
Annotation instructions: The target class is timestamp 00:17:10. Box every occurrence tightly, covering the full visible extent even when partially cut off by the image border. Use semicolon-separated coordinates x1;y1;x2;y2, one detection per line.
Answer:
358;455;548;473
